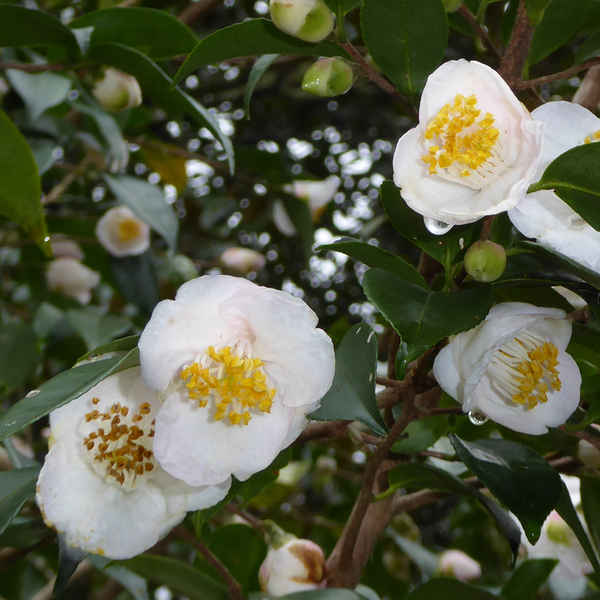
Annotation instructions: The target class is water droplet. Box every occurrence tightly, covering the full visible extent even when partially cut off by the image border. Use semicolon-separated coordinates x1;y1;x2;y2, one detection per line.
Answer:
424;217;453;235
44;236;50;243
25;389;40;398
468;410;489;426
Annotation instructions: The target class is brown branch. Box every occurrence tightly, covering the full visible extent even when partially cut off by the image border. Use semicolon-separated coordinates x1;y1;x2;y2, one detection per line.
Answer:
561;427;600;452
42;154;96;206
294;420;350;444
568;305;595;325
0;62;73;73
418;405;463;417
499;0;534;89
178;0;222;26
457;5;502;64
174;525;245;600
479;215;495;241
517;57;600;90
339;42;418;121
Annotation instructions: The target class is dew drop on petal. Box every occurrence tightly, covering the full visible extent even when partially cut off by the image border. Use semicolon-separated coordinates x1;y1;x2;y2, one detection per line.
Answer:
468;410;489;426
25;389;41;398
424;217;453;235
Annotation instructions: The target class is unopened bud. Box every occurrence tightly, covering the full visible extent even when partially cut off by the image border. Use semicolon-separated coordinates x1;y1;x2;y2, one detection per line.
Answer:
92;67;142;113
219;247;266;274
259;537;327;595
46;257;101;305
441;0;463;12
546;512;575;545
302;57;355;97
270;0;334;43
464;240;506;283
578;438;600;469
438;550;481;581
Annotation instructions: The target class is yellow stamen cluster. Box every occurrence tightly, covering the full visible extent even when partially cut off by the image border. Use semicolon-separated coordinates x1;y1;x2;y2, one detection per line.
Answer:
421;94;499;177
117;218;142;243
181;346;276;426
584;129;600;144
83;398;156;489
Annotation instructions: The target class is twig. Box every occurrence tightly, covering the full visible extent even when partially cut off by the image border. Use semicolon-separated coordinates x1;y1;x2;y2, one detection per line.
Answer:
568;305;595;325
517;57;600;90
42;154;95;206
376;376;405;388
338;42;418;121
479;215;495;241
457;5;502;64
178;0;222;25
226;506;265;531
561;427;600;452
294;420;350;444
174;525;245;600
417;405;463;417
0;62;74;73
499;0;534;89
573;66;600;110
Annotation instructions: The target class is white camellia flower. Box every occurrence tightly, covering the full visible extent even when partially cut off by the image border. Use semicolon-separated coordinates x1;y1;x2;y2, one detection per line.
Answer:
438;549;481;582
509;102;600;274
259;537;327;595
36;367;230;559
433;302;581;435
95;206;151;257
219;247;266;274
138;275;335;487
274;176;339;236
393;60;544;231
92;67;142;113
46;257;101;305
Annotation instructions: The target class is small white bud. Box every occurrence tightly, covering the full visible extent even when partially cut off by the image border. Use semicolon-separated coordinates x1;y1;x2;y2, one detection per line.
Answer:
259;537;327;596
92;67;142;113
219;247;266;274
50;235;84;260
95;206;151;257
302;58;355;97
269;0;334;43
46;257;100;305
438;550;481;582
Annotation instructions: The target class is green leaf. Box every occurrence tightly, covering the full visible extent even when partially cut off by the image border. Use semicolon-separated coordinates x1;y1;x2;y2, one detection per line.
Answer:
575;28;600;64
0;518;50;548
104;174;178;250
0;323;39;393
29;139;60;175
65;307;132;352
79;334;140;361
362;268;493;368
501;559;557;600
109;252;160;316
70;7;197;59
361;0;448;95
324;0;364;14
244;54;279;119
319;238;428;288
90;42;234;174
249;591;364;600
392;415;448;454
379;180;479;264
236;147;291;184
0;466;41;536
118;554;230;600
528;0;591;64
386;529;439;576
449;434;562;542
174;19;350;85
280;192;315;259
555;478;600;584
0;349;139;442
0;5;80;58
310;323;388;435
524;0;553;26
0;107;49;255
87;555;150;600
581;476;600;560
403;579;499;600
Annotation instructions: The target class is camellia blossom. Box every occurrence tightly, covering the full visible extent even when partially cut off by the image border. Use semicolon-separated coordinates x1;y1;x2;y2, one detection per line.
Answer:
433;303;581;435
393;60;544;229
95;206;151;257
46;257;101;305
259;537;327;595
509;102;600;274
438;550;481;582
219;247;266;274
138;275;335;487
36;367;230;559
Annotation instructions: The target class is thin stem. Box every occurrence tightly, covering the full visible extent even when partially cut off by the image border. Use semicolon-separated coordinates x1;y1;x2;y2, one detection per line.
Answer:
479;215;495;241
457;5;502;64
418;405;463;417
226;506;265;531
336;1;347;43
0;62;74;73
517;57;600;90
174;526;245;600
42;154;96;206
339;42;418;120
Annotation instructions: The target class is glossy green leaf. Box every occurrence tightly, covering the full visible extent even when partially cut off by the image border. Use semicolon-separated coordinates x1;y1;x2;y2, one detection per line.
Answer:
386;529;439;576
236;147;291;184
174;19;350;85
581;476;600;560
70;7;197;59
79;334;140;362
0;466;41;536
0;323;39;393
379;180;480;264
361;0;448;95
529;0;590;64
118;555;229;600
0;107;49;255
449;434;562;542
244;54;279;119
280;192;315;259
501;559;557;600
555;478;600;584
109;252;160;316
0;5;79;58
0;518;50;548
0;349;139;442
310;323;387;435
90;42;234;174
324;0;364;14
66;307;132;352
392;415;448;454
29;139;60;175
362;268;493;367
575;28;600;63
403;579;499;600
319;238;428;288
524;0;553;26
249;591;363;600
104;174;178;250
87;555;150;600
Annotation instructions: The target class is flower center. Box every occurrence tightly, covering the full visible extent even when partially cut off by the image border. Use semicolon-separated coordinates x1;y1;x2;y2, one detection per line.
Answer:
181;345;276;426
117;218;142;243
487;331;562;410
584;129;600;144
421;94;501;185
83;398;156;491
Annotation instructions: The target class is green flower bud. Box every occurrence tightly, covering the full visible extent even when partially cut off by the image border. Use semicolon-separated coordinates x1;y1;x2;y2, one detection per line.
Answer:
441;0;463;12
270;0;334;43
92;67;142;113
464;240;507;283
302;57;355;97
